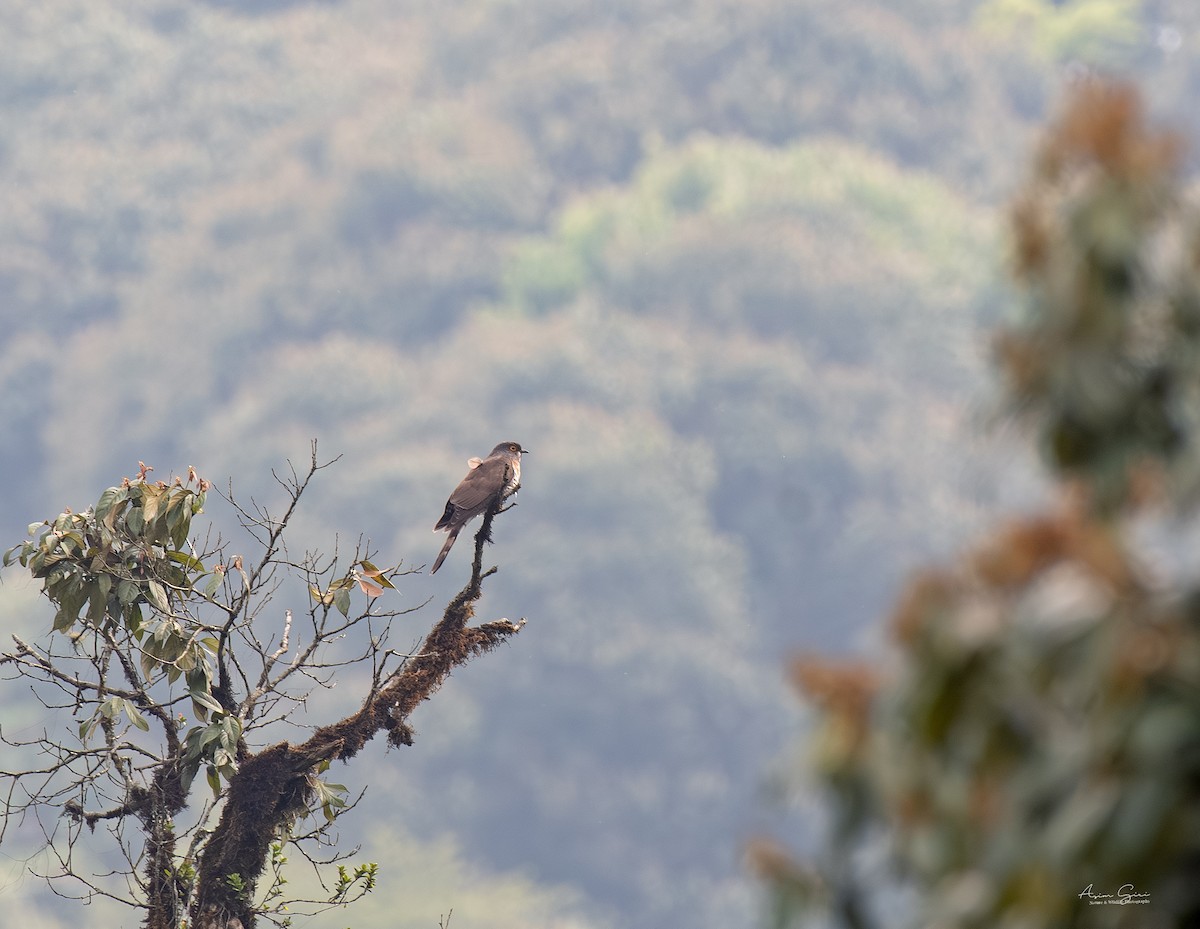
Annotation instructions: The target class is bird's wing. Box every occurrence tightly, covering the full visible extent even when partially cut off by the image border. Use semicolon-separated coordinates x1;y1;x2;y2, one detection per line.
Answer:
433;499;456;531
448;455;512;513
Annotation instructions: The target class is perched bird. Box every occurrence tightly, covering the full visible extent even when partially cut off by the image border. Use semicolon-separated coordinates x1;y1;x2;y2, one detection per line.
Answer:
430;441;527;574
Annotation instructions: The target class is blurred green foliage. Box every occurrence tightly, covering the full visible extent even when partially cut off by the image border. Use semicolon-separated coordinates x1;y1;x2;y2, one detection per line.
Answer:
977;0;1143;66
0;2;1043;927
503;136;994;356
759;83;1200;929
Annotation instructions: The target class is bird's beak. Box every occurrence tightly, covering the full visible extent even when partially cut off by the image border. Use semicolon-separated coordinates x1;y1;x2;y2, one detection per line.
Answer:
521;449;530;455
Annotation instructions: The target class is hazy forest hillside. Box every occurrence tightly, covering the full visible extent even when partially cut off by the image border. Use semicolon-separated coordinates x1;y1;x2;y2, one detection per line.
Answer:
3;2;1199;927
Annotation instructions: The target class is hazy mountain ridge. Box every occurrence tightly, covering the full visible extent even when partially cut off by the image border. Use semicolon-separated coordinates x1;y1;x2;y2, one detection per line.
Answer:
3;1;1194;927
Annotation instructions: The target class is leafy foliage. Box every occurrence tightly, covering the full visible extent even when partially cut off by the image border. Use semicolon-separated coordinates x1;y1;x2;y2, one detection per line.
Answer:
2;467;249;796
5;467;209;638
502;135;995;365
756;83;1200;929
977;0;1143;66
1;449;522;929
1000;83;1195;512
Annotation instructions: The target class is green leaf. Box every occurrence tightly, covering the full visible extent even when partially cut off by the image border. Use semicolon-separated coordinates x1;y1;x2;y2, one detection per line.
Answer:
145;580;170;614
358;560;396;590
116;579;140;605
200;722;226;748
221;715;243;746
190;688;224;715
187;664;213;690
203;571;224;598
176;645;197;672
182;730;203;763
333;587;351;618
166;550;205;573
125;601;144;636
2;542;27;567
86;582;108;626
125;506;145;536
161;630;186;663
140;648;158;679
167;495;195;550
53;607;76;633
139;484;166;526
123;699;150;732
94;486;129;527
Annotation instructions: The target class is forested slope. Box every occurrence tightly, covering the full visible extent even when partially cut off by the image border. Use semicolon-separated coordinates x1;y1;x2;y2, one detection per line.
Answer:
2;2;1194;927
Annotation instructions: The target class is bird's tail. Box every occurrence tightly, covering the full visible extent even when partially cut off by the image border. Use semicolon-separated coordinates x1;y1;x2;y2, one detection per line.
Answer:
430;526;461;575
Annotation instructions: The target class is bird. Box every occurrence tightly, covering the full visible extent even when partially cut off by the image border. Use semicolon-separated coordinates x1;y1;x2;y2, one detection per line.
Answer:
430;441;527;574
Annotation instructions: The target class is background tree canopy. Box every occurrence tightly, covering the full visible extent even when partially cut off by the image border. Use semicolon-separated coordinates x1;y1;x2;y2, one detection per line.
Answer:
759;81;1200;929
1;2;1198;928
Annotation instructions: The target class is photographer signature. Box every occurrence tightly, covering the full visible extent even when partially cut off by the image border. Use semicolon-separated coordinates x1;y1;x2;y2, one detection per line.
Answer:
1079;883;1150;905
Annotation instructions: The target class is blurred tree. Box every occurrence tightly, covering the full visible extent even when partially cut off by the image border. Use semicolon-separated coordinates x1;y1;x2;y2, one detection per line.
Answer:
752;82;1200;929
0;446;525;929
501;135;997;374
977;0;1143;66
421;0;1040;194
